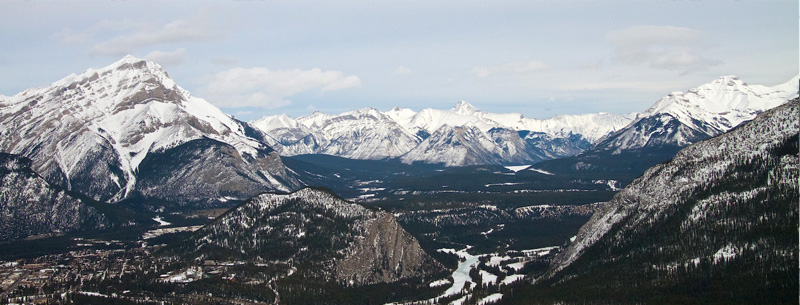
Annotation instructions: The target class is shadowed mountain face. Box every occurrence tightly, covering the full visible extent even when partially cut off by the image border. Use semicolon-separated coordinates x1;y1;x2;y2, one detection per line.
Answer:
169;187;444;286
0;153;109;242
513;100;799;304
0;56;302;210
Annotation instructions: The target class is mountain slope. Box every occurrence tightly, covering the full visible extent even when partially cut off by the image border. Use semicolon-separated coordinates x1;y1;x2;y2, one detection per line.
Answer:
516;100;799;304
0;56;301;209
170;187;444;285
535;75;799;177
252;101;633;166
400;125;500;166
253;109;422;160
0;153;109;242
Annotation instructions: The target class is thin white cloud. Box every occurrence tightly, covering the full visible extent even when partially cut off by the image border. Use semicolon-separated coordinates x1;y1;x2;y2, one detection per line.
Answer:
234;110;254;117
89;9;218;56
393;66;413;75
202;67;361;109
472;61;547;77
56;19;146;45
608;25;721;74
144;48;187;66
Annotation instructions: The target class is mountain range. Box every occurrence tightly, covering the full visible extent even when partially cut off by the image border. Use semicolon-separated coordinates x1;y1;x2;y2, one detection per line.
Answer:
1;55;795;241
253;75;797;168
252;101;635;166
0;55;796;304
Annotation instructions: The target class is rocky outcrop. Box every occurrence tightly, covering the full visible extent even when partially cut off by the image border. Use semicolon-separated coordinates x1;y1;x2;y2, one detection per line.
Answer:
335;213;441;285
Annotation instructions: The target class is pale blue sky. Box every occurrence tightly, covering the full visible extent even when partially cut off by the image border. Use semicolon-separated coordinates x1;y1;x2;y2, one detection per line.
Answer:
1;0;797;121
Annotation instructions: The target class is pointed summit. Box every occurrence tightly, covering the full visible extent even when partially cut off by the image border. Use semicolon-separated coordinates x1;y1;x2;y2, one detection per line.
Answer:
119;54;143;63
705;75;747;89
106;54;151;70
452;100;478;115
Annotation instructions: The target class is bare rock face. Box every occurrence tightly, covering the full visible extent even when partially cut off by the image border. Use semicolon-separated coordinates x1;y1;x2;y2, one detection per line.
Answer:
173;187;444;285
335;213;441;285
0;153;108;241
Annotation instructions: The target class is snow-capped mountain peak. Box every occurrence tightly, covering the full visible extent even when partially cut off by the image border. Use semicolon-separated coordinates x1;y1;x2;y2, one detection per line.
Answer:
642;75;797;124
452;100;479;115
0;56;299;205
585;75;798;158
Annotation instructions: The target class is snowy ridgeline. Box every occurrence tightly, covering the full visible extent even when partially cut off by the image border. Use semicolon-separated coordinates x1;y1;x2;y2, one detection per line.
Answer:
592;75;798;154
251;101;634;165
252;75;797;167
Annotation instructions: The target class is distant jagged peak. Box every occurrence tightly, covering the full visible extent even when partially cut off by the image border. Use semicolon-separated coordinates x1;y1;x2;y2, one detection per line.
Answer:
251;113;300;130
345;107;385;118
115;54;145;65
707;74;745;87
452;100;479;115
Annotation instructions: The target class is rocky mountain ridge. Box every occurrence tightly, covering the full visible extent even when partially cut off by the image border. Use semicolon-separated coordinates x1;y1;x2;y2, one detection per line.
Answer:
255;75;796;168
